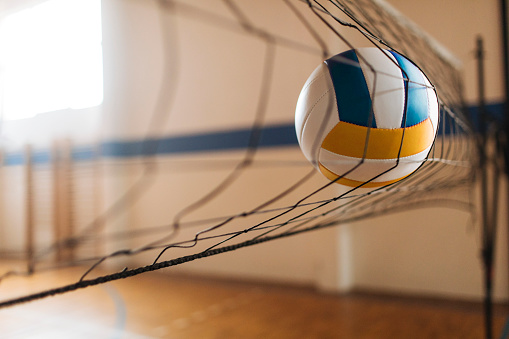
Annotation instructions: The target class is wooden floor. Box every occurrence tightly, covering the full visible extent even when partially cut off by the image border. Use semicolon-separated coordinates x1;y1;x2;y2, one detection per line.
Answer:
0;266;508;338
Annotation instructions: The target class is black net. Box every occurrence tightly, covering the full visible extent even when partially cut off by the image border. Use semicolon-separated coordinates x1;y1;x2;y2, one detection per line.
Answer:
0;0;476;307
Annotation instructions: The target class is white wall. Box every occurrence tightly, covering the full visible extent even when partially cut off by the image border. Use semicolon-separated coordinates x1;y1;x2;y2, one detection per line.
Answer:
387;0;504;105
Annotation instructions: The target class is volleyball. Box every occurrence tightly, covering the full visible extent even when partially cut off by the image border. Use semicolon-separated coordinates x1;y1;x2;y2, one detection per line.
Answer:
295;47;439;188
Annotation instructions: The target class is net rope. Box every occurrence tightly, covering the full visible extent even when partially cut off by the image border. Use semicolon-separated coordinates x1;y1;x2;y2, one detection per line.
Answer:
0;0;476;308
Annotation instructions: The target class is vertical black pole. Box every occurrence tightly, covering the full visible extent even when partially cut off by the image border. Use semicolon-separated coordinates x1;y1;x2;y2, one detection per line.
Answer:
501;0;509;140
501;0;509;174
477;36;495;339
499;2;509;339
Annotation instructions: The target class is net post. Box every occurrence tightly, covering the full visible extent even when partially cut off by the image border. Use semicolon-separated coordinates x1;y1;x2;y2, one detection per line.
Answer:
499;3;509;339
476;35;501;339
500;0;509;173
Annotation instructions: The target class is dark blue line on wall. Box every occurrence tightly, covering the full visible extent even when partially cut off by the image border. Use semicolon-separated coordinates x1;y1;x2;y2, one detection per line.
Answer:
72;147;98;161
467;102;504;132
2;124;298;165
1;102;504;166
3;150;52;166
4;153;25;166
101;124;298;158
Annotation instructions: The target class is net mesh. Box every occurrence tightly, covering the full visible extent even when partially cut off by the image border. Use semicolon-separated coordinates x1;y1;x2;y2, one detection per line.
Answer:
0;0;476;307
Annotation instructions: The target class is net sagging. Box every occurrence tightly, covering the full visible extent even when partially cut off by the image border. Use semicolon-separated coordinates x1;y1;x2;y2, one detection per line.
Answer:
0;0;476;307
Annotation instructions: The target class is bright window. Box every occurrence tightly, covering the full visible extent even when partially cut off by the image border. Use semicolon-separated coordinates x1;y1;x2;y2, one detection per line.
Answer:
0;0;103;121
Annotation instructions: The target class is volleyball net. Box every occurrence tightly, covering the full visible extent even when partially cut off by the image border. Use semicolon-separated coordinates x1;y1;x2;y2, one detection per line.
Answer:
0;0;476;307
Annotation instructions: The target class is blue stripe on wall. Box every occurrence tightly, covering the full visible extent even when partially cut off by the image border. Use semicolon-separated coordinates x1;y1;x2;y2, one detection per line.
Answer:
1;103;504;166
4;150;52;166
101;124;297;158
2;124;298;165
467;102;504;130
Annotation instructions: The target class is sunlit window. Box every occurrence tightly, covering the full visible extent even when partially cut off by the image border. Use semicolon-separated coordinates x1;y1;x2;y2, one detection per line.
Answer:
0;0;103;121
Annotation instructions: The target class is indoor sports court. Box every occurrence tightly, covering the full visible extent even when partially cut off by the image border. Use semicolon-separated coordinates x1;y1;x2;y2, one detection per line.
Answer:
0;0;508;338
